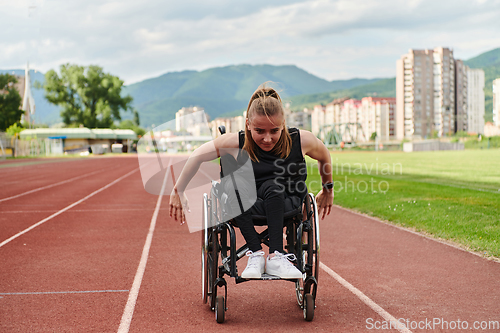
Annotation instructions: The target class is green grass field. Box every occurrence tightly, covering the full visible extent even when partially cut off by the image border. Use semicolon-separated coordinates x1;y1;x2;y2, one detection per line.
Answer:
305;149;500;259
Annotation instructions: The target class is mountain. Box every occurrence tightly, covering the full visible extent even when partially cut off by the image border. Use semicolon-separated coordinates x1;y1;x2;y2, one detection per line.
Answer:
464;48;500;68
123;64;381;128
465;48;500;122
6;47;498;128
0;69;60;125
287;78;396;111
7;64;382;128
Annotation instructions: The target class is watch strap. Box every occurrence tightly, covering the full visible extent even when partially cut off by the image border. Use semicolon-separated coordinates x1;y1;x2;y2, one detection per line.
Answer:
322;182;334;190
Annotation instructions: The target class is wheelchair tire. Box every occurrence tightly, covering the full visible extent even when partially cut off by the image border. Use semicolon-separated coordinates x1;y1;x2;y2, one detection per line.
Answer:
202;194;209;304
303;293;315;321
208;191;219;311
295;193;320;307
215;295;225;323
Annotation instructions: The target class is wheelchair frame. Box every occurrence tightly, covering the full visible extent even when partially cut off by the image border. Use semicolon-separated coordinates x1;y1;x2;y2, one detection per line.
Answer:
201;179;320;323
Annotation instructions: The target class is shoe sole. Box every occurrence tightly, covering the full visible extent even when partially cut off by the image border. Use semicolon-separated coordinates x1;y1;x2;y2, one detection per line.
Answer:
264;270;302;279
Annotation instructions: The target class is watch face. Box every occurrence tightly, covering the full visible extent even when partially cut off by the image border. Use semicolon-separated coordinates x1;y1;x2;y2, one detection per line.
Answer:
323;182;333;189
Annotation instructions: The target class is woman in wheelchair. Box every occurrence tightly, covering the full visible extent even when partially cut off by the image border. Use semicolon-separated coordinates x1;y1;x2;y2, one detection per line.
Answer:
169;83;333;280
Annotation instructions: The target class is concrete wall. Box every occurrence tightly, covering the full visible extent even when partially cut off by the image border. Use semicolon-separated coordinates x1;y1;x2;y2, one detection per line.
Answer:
403;140;464;152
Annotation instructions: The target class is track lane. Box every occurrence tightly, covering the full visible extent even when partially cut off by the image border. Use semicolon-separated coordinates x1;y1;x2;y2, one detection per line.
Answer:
0;167;138;249
319;206;500;330
1;156;499;332
0;160;139;245
0;169;104;203
129;197;500;332
129;212;394;332
0;157;157;332
128;175;402;332
0;157;129;198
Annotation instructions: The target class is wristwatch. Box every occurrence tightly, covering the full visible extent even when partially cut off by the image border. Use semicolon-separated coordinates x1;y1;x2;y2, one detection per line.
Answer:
322;182;334;190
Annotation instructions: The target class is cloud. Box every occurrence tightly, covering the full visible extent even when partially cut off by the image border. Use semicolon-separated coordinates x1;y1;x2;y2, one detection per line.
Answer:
1;0;500;83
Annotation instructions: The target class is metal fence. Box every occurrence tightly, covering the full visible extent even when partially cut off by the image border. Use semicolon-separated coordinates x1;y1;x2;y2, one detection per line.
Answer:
0;132;55;157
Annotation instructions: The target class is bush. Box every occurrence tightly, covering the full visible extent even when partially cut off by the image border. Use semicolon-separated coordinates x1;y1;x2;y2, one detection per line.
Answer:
464;136;500;149
6;123;25;138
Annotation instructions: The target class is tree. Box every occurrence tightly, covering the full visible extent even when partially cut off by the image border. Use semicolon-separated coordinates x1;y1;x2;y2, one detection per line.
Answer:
115;119;146;137
6;123;25;138
133;109;140;127
43;64;133;128
0;74;23;131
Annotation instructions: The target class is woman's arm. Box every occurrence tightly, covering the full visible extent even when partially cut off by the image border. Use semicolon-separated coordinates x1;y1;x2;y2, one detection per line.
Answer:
169;133;239;222
300;130;334;219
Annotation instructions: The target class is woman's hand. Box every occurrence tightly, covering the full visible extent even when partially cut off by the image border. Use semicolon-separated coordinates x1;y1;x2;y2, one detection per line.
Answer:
315;188;334;220
169;189;190;224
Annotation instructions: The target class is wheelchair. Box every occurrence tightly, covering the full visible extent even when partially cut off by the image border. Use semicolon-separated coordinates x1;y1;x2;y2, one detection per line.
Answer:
201;126;320;323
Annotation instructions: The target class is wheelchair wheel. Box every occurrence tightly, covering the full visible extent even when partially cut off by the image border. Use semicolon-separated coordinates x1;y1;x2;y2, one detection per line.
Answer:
208;191;220;311
303;293;315;321
215;295;225;323
295;193;320;309
202;194;209;304
202;193;218;310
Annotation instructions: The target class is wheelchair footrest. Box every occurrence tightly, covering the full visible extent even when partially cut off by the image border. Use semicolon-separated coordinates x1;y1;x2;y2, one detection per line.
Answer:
235;274;299;284
261;273;284;280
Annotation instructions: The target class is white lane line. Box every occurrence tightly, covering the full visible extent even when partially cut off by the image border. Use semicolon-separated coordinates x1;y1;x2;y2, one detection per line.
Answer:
0;167;139;249
282;232;411;332
0;290;129;296
319;262;412;333
0;169;105;203
117;165;169;333
1;209;165;213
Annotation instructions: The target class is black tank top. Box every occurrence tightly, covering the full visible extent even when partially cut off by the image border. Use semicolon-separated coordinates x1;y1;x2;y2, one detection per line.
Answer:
238;128;307;197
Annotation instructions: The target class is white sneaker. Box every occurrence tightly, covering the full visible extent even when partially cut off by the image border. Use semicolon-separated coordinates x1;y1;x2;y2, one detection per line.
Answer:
266;251;303;279
241;250;265;279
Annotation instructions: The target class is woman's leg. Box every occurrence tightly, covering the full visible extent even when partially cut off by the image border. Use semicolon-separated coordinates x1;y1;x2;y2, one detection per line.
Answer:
257;179;286;254
223;176;262;252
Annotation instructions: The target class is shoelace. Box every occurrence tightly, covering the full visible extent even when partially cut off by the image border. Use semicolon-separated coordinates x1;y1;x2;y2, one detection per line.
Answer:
246;251;264;268
274;253;297;267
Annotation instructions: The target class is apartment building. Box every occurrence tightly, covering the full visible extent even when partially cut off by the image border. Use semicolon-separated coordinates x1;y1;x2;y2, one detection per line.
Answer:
361;97;396;141
286;109;311;130
311;104;326;136
433;47;456;137
210;115;245;136
396;49;436;139
397;47;486;138
494;78;500;127
175;106;211;136
284;102;311;130
341;99;363;141
467;69;485;134
455;60;468;133
311;97;395;142
325;98;346;126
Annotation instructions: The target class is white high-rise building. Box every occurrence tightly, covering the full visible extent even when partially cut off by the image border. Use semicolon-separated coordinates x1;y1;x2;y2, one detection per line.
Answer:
467;69;485;134
396;49;435;139
175;106;211;136
361;97;396;141
311;104;325;137
433;47;455;137
396;47;486;139
455;60;468;133
493;78;500;127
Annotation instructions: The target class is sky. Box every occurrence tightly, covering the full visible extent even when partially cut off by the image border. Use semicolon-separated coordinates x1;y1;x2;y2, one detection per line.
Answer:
2;0;500;85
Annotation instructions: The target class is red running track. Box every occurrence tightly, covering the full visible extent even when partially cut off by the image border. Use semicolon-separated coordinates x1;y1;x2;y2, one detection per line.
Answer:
1;156;499;332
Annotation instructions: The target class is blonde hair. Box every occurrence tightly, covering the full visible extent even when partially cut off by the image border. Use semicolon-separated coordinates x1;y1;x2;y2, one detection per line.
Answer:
243;83;292;162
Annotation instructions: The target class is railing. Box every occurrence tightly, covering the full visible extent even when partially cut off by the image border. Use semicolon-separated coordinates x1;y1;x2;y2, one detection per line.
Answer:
0;134;54;157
